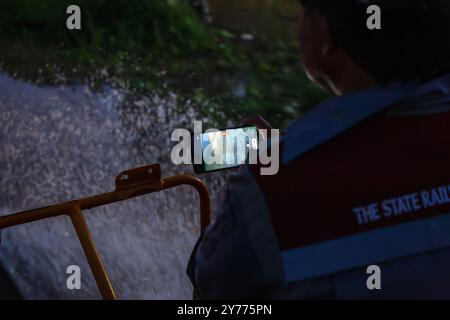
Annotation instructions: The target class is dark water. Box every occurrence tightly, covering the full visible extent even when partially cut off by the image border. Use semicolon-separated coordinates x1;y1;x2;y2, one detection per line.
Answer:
0;72;227;299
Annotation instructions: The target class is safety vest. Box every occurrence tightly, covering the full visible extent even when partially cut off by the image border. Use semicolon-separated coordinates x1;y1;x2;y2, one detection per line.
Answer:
250;110;450;283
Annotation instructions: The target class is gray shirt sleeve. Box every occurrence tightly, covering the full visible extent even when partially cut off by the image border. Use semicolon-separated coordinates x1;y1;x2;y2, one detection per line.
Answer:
187;166;284;299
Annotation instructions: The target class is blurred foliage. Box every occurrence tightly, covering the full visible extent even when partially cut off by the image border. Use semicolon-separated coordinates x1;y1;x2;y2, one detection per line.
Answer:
0;0;327;128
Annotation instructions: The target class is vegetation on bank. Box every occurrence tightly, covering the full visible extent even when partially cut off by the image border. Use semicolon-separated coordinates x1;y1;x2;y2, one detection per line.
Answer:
0;0;327;128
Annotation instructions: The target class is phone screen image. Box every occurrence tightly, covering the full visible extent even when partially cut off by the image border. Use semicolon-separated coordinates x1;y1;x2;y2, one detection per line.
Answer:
193;126;258;174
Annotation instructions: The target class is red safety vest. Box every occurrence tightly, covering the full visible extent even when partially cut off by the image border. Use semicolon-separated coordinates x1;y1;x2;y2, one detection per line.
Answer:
250;111;450;281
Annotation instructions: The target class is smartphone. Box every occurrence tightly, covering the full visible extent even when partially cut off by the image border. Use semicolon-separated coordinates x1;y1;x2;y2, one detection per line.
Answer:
192;126;259;174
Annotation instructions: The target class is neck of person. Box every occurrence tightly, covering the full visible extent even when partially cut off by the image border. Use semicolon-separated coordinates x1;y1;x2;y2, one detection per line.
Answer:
324;61;377;96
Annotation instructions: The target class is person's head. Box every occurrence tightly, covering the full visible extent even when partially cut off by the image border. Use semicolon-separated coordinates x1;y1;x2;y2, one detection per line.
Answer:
297;0;450;95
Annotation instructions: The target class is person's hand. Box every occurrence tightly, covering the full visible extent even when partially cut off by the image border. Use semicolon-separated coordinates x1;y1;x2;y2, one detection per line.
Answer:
240;115;273;130
240;115;273;142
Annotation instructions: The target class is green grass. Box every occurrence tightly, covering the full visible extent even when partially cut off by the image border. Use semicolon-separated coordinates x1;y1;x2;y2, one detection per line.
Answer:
0;0;327;128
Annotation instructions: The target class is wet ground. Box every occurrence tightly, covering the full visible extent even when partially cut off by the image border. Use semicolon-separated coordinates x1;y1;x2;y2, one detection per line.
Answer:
0;72;228;299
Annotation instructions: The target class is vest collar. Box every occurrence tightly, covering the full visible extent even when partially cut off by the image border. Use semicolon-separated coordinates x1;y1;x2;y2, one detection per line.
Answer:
283;74;450;164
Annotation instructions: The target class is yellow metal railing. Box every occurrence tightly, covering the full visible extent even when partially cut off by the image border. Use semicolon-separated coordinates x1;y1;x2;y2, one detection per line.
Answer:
0;163;211;300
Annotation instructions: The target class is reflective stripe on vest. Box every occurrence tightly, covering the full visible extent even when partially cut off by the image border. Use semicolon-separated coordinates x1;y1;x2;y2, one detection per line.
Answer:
251;111;450;282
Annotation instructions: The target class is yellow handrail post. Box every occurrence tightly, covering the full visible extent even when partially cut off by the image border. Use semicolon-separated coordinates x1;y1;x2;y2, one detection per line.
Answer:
0;164;211;300
68;205;116;300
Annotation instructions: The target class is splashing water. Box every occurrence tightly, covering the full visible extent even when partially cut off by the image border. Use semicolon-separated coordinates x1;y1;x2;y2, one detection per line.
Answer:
0;72;228;299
